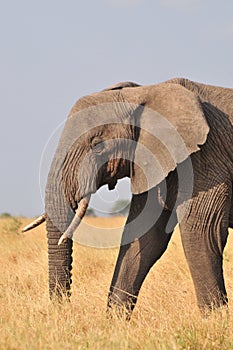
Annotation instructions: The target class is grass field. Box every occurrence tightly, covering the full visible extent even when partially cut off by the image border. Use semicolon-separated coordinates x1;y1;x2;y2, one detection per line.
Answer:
1;216;233;349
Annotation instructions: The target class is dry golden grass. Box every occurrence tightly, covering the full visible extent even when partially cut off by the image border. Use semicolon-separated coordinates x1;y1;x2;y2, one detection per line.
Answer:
1;216;233;349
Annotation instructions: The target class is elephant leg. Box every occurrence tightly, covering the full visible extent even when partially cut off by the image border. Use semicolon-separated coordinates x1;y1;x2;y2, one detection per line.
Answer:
179;179;231;313
229;183;233;228
108;189;175;318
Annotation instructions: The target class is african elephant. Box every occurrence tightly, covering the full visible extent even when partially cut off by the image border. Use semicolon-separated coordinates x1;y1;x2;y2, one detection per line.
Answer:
23;78;233;317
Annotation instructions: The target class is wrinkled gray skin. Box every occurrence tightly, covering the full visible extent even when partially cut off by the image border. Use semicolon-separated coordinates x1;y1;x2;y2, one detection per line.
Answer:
45;78;233;317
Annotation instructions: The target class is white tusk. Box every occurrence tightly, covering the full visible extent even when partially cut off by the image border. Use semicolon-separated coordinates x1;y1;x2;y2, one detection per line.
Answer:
21;214;46;232
58;195;91;246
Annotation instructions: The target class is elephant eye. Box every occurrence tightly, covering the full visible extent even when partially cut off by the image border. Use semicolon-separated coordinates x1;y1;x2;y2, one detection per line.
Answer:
91;139;104;154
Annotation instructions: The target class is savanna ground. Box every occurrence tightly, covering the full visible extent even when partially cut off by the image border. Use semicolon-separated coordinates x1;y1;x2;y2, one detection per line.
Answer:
1;216;233;350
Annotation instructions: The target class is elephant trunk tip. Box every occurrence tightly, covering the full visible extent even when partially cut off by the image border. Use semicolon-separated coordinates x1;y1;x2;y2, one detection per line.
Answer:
58;195;90;246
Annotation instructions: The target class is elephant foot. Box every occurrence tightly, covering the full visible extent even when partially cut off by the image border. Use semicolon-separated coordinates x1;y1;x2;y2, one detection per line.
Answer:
49;286;72;303
198;293;228;318
107;291;137;320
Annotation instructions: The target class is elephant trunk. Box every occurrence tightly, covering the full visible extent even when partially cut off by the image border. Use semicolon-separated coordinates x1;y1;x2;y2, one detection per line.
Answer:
46;195;90;299
47;216;73;299
44;121;91;298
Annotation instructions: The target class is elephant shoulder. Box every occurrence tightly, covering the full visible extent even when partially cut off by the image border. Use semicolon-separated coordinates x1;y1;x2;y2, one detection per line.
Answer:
165;77;202;94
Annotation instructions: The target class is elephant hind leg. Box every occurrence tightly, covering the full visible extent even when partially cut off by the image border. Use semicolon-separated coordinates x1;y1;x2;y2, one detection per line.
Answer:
229;182;233;228
180;180;231;313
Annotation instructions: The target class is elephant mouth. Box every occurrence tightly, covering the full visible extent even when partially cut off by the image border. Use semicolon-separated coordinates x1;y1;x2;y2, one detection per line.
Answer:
96;173;117;192
98;158;130;192
108;178;117;191
75;158;129;204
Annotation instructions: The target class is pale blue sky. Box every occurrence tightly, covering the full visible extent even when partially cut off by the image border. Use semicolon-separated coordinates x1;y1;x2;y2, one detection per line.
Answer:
1;0;233;216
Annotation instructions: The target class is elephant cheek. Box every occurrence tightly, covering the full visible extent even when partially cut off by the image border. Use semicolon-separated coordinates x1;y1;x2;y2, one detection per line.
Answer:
75;156;100;199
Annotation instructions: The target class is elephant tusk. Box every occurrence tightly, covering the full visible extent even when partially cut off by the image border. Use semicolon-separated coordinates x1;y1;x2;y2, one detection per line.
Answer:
58;195;91;246
21;214;46;232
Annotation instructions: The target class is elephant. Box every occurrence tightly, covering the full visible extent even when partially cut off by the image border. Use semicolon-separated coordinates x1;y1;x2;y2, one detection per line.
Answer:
23;77;233;318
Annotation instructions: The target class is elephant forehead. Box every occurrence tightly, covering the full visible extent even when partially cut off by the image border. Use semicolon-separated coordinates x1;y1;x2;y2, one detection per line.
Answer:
63;102;135;141
72;99;136;124
47;103;135;177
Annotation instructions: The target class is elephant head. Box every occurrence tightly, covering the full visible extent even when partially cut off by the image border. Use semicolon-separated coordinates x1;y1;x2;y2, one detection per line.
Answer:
37;81;210;298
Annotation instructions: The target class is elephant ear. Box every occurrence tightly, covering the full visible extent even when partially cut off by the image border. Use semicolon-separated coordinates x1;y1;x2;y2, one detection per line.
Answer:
130;83;210;194
103;81;141;91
